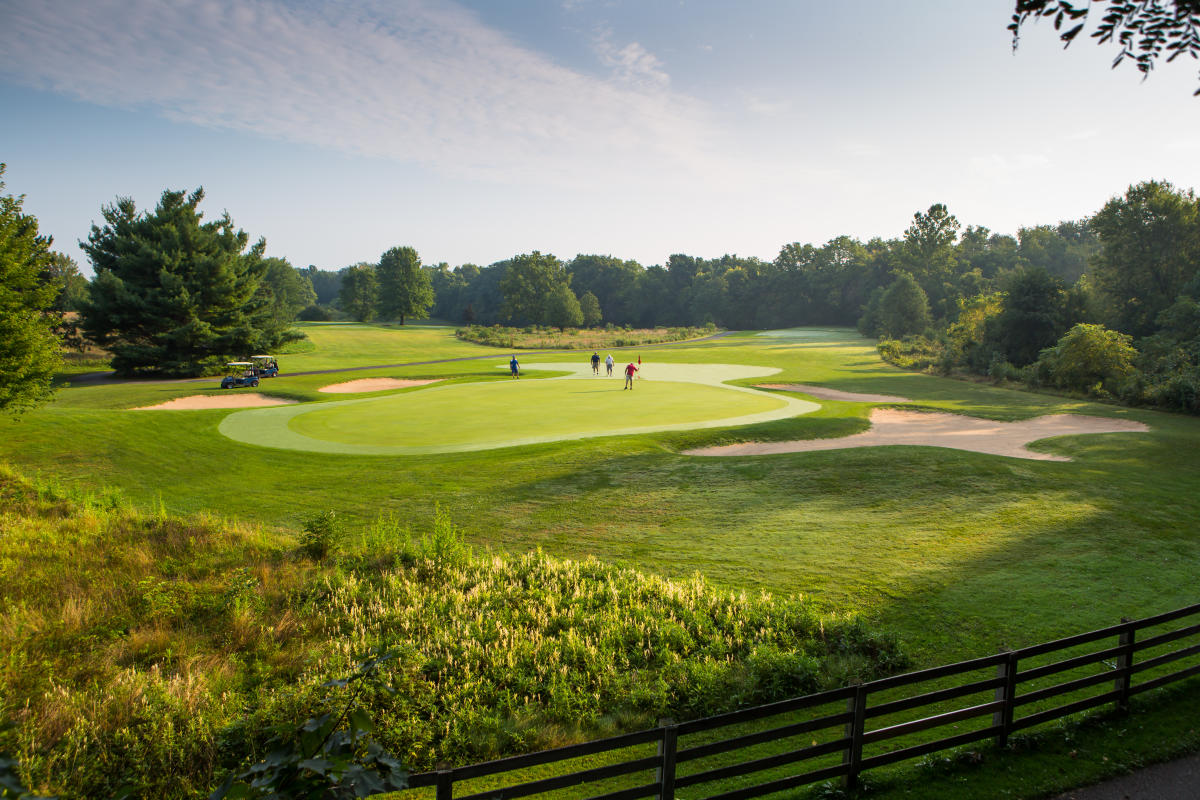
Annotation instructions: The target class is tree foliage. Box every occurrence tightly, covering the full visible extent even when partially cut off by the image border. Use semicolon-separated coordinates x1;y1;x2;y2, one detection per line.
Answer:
1090;180;1200;337
45;252;88;312
0;163;62;414
568;255;641;324
499;251;568;325
994;267;1071;366
544;283;583;330
80;188;295;376
1035;323;1138;394
339;264;378;323
210;648;407;800
1009;0;1200;95
877;272;932;339
260;257;317;333
376;246;433;325
299;266;344;306
579;290;603;327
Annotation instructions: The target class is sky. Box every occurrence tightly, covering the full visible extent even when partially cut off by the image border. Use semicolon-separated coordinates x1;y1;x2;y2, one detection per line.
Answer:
1;0;1198;275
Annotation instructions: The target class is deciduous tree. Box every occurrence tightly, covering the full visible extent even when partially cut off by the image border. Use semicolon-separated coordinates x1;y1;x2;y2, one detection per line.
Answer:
545;284;584;330
377;246;434;324
260;256;317;331
878;272;932;339
994;267;1071;365
339;263;379;322
1090;180;1200;337
500;251;568;324
1009;1;1200;95
579;290;603;327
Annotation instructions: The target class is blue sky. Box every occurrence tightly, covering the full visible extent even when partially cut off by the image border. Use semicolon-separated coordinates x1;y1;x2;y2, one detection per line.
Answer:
1;0;1198;275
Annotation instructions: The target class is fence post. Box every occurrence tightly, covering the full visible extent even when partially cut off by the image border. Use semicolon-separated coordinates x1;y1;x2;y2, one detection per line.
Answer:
657;718;678;800
435;761;453;800
1114;618;1136;712
993;648;1019;749
843;681;867;792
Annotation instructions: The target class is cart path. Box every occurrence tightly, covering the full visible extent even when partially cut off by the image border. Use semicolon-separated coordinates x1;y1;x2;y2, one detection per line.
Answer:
1050;751;1200;800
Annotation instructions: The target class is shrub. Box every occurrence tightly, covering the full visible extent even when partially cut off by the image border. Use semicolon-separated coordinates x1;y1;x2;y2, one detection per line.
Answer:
297;304;333;322
417;504;470;573
299;510;343;560
877;336;942;372
1034;323;1137;395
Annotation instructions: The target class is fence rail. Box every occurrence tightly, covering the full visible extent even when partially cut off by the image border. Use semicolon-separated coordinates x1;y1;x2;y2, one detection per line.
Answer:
403;603;1200;799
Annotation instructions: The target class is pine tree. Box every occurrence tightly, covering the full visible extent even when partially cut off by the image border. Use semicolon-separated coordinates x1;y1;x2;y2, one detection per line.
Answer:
0;164;62;413
80;187;285;376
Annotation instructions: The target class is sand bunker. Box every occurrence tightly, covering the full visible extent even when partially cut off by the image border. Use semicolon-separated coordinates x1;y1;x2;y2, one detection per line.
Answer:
318;378;441;393
135;394;297;410
757;384;910;404
686;408;1148;461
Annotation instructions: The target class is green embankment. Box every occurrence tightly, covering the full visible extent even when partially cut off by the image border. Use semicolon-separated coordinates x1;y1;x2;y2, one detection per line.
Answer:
0;471;903;798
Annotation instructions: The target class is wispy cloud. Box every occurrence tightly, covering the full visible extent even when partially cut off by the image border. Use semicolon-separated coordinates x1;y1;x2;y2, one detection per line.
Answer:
592;28;671;90
0;0;715;187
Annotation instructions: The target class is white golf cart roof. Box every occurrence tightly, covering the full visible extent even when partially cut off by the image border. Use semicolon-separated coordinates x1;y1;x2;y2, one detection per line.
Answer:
251;355;276;359
227;361;253;366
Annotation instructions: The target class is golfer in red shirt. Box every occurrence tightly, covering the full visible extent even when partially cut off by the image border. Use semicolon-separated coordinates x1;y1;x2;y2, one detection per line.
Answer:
624;361;638;390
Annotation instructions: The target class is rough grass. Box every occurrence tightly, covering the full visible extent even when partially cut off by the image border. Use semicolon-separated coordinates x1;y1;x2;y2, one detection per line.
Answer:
456;324;716;350
0;468;905;798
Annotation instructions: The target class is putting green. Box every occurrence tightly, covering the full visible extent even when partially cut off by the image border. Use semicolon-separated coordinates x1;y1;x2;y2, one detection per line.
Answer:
218;362;819;455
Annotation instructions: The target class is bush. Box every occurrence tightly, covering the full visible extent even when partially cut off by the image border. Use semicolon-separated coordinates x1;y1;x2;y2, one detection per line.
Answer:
297;304;334;322
1034;323;1137;396
299;510;343;560
877;336;942;371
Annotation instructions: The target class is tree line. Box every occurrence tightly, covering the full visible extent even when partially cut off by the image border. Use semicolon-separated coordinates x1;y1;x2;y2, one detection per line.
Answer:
4;171;1199;415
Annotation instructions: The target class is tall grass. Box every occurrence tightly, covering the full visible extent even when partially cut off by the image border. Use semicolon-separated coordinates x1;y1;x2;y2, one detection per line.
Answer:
0;465;905;798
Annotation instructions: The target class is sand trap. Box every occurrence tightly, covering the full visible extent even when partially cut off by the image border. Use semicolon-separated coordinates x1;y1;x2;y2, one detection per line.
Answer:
135;394;298;410
318;378;441;393
757;384;910;404
686;408;1149;461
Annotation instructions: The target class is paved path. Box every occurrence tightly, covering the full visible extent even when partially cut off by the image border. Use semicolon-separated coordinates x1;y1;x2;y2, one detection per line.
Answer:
1051;752;1200;800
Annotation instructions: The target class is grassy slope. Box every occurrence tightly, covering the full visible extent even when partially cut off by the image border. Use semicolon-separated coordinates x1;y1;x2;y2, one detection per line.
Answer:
5;323;1199;797
5;325;1195;664
0;471;905;798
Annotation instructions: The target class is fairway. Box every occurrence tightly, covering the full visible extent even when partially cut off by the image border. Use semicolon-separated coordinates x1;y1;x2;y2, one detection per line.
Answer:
219;362;817;454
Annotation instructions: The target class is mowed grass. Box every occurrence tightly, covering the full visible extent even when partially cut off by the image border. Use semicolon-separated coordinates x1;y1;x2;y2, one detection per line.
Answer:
5;324;1198;666
278;321;486;372
287;379;784;448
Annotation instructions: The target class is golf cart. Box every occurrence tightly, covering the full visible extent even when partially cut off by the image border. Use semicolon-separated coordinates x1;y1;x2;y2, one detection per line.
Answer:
220;362;260;389
251;355;280;378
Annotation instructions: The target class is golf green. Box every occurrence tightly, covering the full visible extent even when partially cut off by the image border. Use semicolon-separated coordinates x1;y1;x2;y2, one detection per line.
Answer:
218;362;819;455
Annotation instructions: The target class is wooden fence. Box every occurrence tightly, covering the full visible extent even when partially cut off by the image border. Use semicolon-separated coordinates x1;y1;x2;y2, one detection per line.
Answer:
402;603;1200;800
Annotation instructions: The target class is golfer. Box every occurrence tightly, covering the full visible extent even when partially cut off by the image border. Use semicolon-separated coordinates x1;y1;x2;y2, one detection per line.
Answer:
509;355;520;378
591;351;600;375
605;354;614;376
624;361;638;389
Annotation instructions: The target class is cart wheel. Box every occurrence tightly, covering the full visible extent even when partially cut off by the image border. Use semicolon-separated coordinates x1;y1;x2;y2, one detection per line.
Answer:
252;380;259;387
